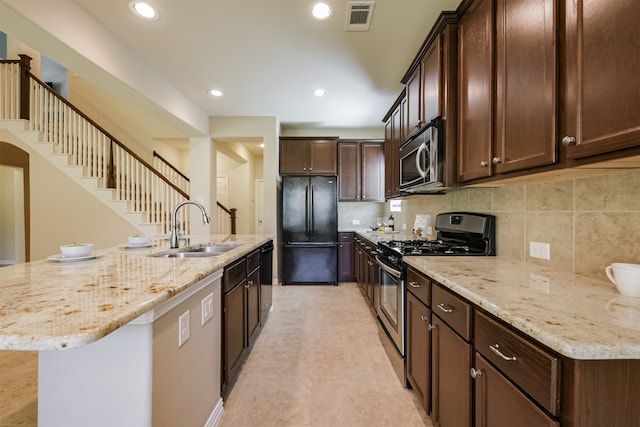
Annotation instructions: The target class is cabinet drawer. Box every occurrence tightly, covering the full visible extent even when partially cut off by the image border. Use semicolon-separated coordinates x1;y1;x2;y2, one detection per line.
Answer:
224;257;247;293
339;232;353;242
432;282;472;341
406;267;430;307
247;249;261;274
474;310;560;416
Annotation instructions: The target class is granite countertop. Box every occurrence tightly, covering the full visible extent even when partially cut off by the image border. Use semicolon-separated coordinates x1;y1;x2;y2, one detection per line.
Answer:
0;235;272;351
403;256;640;360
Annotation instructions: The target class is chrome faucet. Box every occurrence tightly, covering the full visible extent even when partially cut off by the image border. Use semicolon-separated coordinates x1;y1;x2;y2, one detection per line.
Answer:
170;200;211;248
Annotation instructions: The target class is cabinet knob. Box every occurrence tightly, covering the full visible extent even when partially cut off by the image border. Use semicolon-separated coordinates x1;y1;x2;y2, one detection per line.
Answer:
492;157;502;164
470;368;482;379
420;315;428;321
303;167;306;171
428;324;436;331
480;161;489;168
561;136;577;146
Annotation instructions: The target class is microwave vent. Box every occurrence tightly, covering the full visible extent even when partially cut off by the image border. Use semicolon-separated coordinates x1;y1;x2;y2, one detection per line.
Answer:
346;1;375;31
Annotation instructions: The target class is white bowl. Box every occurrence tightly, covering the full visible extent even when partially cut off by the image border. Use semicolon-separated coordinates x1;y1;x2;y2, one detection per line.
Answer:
60;243;94;258
128;234;150;246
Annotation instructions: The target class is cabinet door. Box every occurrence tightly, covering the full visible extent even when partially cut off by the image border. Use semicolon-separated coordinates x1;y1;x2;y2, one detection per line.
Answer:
361;142;384;201
385;104;402;198
494;0;557;173
473;353;559;427
280;139;308;174
224;281;246;385
246;268;261;346
338;240;354;282
432;315;471;427
562;0;640;159
405;66;422;140
384;118;394;198
406;292;432;413
308;139;337;174
422;36;442;123
338;142;360;201
458;0;494;182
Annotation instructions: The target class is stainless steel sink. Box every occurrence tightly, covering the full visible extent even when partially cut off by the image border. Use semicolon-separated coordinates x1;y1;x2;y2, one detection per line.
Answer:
149;242;241;258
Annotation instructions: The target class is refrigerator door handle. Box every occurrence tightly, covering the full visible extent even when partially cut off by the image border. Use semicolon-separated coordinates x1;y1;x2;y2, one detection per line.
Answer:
304;185;309;239
310;185;314;238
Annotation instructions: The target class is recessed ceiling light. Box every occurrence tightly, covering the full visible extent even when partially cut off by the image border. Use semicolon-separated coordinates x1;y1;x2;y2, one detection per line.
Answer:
129;1;158;20
208;89;224;97
313;89;328;97
310;1;333;20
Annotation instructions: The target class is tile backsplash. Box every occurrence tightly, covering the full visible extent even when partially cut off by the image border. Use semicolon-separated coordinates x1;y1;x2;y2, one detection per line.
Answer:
389;168;640;281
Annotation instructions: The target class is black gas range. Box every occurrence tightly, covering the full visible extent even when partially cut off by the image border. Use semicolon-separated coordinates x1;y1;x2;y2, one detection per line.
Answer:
377;212;496;269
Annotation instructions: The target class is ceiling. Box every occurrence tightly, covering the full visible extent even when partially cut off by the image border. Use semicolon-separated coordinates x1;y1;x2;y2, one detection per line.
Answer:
2;0;462;138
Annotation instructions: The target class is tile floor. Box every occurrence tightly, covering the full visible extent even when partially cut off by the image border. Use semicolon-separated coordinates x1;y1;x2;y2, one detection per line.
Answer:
0;282;430;426
219;283;430;426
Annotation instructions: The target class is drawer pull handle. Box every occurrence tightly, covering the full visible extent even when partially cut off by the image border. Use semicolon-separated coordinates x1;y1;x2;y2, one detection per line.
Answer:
490;344;517;362
409;281;420;288
470;368;482;379
437;303;455;313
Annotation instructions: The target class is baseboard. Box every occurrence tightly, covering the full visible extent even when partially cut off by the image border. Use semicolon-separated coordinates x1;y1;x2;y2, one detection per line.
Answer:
204;398;224;427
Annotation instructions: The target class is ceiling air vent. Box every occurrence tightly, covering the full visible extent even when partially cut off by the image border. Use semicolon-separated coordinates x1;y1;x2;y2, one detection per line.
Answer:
345;1;375;32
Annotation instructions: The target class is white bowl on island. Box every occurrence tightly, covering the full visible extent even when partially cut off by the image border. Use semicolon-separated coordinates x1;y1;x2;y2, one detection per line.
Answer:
60;243;94;258
128;235;150;246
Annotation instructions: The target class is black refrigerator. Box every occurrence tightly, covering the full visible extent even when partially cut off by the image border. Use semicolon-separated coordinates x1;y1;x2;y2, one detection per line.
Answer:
281;175;338;285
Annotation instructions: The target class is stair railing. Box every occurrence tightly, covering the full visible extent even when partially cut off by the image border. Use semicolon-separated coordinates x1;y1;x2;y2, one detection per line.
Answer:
1;55;188;235
1;55;238;236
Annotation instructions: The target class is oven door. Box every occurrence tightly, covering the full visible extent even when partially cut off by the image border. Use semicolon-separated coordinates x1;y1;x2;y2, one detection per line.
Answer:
375;255;405;356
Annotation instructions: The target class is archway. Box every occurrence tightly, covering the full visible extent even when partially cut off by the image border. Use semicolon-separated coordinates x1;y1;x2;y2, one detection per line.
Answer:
0;141;30;263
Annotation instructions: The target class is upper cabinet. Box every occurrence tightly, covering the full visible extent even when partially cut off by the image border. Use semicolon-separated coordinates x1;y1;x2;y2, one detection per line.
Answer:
458;0;557;183
560;0;640;160
338;140;385;202
383;92;404;199
279;137;338;175
401;12;458;147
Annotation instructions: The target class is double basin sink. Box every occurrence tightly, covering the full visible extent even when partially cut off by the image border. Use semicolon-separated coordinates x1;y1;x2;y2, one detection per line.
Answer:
150;242;241;258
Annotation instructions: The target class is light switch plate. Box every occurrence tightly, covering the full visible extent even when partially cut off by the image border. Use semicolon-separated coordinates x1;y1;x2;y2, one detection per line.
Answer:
178;310;190;347
201;293;214;326
352;219;360;225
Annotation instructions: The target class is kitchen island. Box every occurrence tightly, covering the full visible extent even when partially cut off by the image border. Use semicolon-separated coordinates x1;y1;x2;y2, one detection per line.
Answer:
0;234;273;427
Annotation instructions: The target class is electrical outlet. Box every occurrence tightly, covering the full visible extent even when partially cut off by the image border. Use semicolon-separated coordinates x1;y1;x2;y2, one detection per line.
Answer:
352;219;360;225
178;310;190;347
530;242;551;260
201;293;214;326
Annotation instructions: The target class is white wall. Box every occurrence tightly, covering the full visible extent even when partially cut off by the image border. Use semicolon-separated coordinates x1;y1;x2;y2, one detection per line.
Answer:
0;165;25;263
0;130;140;261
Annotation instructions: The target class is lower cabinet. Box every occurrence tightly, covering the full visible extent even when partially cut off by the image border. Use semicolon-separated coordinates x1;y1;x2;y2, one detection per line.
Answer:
338;232;355;282
222;247;262;397
432;314;472;427
406;292;431;413
473;353;559;427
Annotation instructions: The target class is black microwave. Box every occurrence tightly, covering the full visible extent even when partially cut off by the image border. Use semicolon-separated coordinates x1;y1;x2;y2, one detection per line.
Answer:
399;118;445;193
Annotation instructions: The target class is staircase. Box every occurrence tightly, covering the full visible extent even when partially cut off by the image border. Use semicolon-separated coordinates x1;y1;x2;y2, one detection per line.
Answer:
0;55;235;237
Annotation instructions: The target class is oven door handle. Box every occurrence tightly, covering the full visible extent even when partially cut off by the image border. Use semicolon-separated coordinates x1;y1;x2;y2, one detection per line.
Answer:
375;256;403;279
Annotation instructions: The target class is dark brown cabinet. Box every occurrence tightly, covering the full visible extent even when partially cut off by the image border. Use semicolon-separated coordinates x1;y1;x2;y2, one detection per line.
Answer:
406;292;432;413
383;93;403;199
431;282;472;427
473;353;559;427
560;0;640;160
337;140;384;202
354;235;377;315
279;137;338;175
338;232;355;282
458;0;558;182
222;248;262;395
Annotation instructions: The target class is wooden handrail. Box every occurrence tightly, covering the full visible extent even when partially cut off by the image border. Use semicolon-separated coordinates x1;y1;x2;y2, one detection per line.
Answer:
217;202;237;235
153;151;190;182
22;60;188;199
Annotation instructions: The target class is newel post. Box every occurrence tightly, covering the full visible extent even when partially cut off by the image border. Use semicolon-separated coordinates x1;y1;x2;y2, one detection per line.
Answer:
18;54;32;120
230;208;237;235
